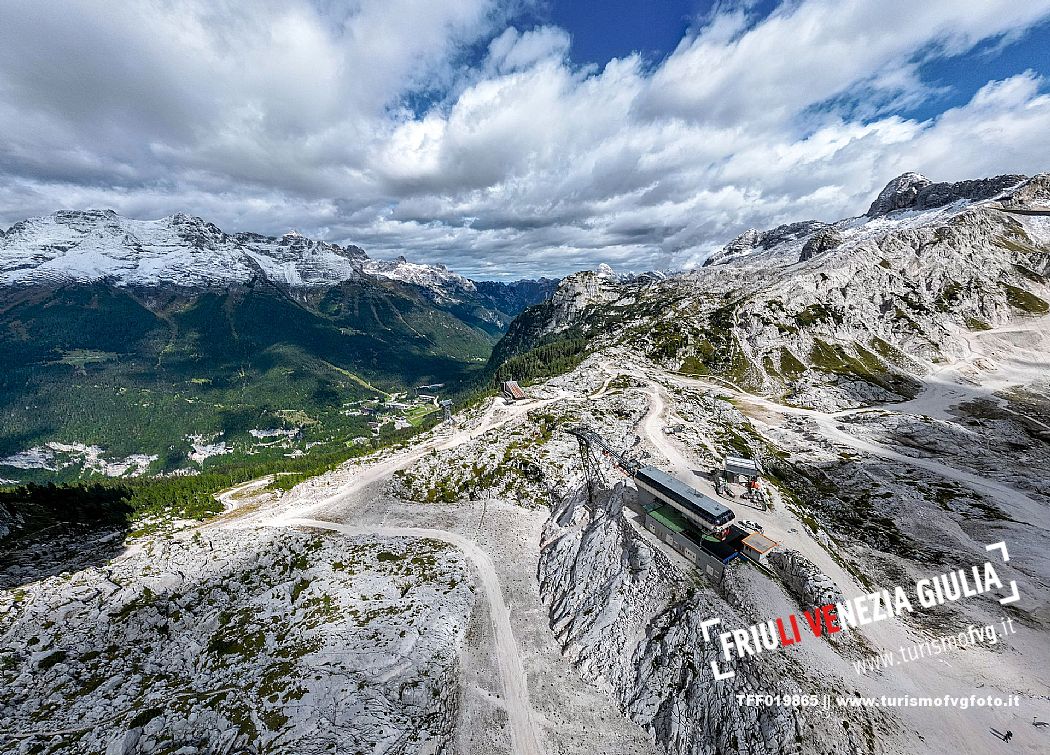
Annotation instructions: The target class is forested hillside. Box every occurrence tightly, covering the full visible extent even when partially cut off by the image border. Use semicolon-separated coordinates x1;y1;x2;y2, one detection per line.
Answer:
0;212;558;483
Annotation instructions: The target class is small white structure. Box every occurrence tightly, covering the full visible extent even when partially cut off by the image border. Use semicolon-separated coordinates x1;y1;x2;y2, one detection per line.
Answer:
740;531;778;564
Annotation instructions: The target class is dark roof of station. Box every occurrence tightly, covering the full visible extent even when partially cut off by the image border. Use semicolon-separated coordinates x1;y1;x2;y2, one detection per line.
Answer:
635;466;734;524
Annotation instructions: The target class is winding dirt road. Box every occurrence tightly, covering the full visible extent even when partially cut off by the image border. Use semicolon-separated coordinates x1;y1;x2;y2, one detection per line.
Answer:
636;381;864;597
669;373;1048;525
269;517;545;755
632;374;1050;755
232;395;559;755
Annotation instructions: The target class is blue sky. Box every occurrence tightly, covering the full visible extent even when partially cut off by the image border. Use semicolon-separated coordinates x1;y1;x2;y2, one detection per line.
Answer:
533;0;1050;120
2;0;1050;279
538;0;710;66
908;19;1050;119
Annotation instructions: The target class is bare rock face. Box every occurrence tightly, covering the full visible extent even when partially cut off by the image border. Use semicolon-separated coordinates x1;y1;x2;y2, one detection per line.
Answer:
797;228;844;263
0;503;18;541
999;172;1050;209
865;172;932;217
705;221;827;267
913;174;1026;211
0;528;473;754
537;485;885;755
866;172;1026;217
542;269;622;331
766;549;844;609
704;228;762;267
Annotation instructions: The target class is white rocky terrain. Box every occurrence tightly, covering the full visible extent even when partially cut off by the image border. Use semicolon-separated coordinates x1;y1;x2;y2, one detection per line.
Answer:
0;527;473;754
2;172;1049;754
0;444;156;478
531;173;1050;410
3;339;1048;753
385;347;1049;754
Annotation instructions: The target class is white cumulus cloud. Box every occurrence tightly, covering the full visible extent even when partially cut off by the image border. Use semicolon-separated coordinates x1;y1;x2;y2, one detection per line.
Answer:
1;0;1049;278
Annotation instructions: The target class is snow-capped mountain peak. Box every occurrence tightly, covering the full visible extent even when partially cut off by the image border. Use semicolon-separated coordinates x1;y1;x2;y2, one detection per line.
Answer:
0;210;464;295
865;171;932;216
866;171;1026;218
360;256;476;303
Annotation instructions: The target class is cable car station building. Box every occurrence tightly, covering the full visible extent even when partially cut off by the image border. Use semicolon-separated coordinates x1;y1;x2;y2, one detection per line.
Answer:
633;465;776;581
566;426;777;583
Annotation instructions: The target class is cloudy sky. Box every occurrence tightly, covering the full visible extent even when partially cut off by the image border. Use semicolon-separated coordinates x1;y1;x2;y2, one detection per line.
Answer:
2;0;1049;279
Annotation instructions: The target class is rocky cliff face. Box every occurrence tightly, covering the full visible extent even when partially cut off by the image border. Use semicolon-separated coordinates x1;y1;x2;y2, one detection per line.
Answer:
704;221;829;268
797;228;844;263
864;172;933;216
537;485;886;755
516;172;1050;410
766;550;844;610
865;172;1026;217
0;501;20;542
543;268;624;331
998;173;1050;210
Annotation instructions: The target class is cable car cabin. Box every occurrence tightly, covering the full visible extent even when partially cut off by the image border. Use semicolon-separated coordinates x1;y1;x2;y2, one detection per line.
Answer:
633;466;735;537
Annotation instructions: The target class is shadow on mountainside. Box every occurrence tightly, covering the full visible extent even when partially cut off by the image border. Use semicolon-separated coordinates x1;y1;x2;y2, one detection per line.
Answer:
0;484;131;590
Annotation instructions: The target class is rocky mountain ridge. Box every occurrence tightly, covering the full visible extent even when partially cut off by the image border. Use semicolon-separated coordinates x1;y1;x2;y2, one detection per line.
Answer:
508;172;1050;410
0;209;557;308
864;172;1027;217
704;172;1031;270
538;485;883;754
